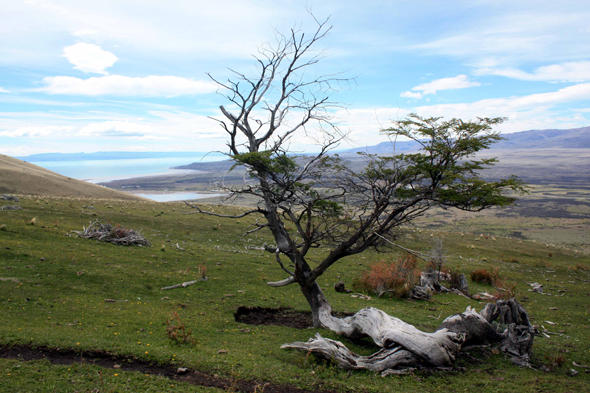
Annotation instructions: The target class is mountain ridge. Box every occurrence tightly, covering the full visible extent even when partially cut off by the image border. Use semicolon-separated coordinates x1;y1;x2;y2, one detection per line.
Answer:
345;126;590;154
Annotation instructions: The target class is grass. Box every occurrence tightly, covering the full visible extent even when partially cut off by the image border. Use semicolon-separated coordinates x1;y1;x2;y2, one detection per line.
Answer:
0;195;589;392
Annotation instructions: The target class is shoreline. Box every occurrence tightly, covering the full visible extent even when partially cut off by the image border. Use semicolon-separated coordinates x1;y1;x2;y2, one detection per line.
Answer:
125;190;227;202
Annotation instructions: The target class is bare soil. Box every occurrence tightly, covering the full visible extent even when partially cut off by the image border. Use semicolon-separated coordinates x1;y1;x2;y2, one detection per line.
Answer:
0;344;338;393
235;306;314;329
234;307;354;329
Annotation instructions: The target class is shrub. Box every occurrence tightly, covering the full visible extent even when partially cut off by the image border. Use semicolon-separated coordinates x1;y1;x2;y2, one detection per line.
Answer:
198;264;207;279
471;268;517;299
165;311;196;344
355;255;420;298
470;268;500;286
545;353;567;370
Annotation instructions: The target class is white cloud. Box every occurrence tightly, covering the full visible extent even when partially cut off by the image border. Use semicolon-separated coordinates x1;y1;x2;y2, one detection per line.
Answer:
78;121;165;139
330;83;590;147
412;75;480;95
0;125;74;138
0;87;9;93
63;43;118;74
400;91;423;99
40;75;218;97
410;83;590;133
400;75;480;99
476;61;590;82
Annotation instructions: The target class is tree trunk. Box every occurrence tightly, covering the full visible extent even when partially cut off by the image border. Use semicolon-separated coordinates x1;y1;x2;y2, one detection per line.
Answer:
283;298;534;373
300;279;333;328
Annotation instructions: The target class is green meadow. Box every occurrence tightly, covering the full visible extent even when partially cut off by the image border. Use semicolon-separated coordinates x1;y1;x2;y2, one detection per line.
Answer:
0;196;589;392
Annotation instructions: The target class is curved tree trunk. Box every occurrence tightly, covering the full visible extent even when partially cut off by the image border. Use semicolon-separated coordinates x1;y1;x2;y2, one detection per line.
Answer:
284;298;534;374
300;279;333;328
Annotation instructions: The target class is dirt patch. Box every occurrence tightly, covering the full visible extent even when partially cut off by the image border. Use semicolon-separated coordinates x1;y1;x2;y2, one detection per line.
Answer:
234;307;354;329
235;306;314;329
0;344;338;393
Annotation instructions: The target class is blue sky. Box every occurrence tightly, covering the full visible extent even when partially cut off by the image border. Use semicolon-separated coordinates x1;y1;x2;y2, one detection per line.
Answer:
1;0;589;156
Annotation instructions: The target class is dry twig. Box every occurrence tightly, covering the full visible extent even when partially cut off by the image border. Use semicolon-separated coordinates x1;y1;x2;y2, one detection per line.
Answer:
73;220;151;247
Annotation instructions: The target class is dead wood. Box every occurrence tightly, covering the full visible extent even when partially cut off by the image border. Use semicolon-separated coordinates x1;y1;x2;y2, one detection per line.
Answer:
73;220;151;247
0;205;22;211
161;277;207;290
1;194;19;202
283;298;534;374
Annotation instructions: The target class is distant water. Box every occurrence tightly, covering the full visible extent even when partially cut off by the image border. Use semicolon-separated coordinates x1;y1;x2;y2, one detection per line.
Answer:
133;192;227;202
31;156;225;184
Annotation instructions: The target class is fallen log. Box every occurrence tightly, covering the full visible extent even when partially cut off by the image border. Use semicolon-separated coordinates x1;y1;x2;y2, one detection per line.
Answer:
283;298;534;374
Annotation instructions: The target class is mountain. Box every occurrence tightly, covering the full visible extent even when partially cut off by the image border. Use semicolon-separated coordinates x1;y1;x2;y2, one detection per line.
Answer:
0;155;146;200
343;140;420;154
343;126;590;154
15;151;225;162
492;126;590;149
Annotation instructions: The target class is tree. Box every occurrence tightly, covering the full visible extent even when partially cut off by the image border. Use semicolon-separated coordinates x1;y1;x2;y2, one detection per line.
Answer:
188;18;532;372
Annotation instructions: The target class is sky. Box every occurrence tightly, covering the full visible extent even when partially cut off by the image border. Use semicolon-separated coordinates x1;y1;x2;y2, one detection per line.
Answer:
1;0;589;157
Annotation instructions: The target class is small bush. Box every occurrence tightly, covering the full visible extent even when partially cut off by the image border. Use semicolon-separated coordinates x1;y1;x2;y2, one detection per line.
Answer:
165;311;196;344
470;268;500;286
544;353;567;370
471;268;517;299
572;264;588;272
355;255;420;298
198;264;207;279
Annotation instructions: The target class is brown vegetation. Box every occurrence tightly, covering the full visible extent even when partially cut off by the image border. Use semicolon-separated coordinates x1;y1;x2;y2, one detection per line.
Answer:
355;255;420;298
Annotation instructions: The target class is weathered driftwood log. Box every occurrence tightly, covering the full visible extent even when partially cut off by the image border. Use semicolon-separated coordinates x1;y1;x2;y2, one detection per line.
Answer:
282;333;422;373
283;298;534;374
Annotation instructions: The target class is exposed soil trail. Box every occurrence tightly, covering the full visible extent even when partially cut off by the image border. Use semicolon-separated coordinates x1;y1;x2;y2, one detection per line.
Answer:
0;344;339;393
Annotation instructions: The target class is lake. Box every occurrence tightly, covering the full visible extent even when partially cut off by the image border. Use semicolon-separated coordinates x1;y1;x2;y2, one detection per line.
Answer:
31;155;227;202
31;156;226;183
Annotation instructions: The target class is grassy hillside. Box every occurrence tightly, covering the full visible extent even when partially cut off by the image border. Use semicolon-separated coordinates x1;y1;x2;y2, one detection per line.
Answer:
0;155;146;201
0;196;588;392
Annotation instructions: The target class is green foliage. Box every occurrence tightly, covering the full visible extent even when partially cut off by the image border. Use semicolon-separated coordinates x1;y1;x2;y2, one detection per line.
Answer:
379;114;528;211
231;151;297;177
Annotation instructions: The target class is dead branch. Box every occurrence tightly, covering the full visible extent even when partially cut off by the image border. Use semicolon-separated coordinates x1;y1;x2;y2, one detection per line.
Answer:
0;205;22;211
73;220;151;247
161;277;208;290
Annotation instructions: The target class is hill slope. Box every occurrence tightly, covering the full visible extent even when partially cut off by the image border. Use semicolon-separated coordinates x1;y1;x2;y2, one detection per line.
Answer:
0;155;146;200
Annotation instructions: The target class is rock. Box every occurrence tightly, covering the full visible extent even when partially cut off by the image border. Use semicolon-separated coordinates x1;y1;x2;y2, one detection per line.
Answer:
177;367;189;374
570;368;578;376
